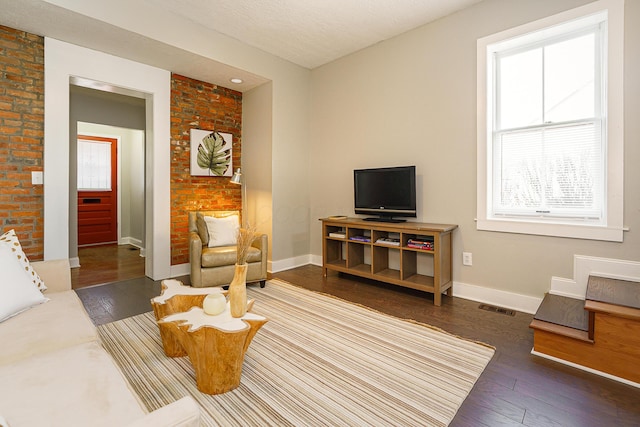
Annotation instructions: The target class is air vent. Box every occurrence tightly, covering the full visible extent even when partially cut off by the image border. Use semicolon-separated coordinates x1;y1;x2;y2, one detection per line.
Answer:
479;303;516;316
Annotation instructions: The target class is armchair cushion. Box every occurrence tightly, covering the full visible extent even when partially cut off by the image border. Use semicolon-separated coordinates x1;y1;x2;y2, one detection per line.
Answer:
195;213;209;246
201;246;262;268
203;214;239;247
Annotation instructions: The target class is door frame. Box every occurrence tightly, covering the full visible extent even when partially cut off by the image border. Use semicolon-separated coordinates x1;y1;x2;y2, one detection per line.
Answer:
44;38;172;280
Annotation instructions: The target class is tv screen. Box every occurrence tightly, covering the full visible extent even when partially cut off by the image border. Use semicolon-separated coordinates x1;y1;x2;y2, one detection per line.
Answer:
354;166;416;222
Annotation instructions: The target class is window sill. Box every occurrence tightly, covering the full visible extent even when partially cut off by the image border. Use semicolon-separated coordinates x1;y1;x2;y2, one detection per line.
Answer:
476;218;624;242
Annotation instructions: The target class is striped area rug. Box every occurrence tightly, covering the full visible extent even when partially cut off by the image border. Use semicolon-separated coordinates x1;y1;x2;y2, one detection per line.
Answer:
97;279;494;427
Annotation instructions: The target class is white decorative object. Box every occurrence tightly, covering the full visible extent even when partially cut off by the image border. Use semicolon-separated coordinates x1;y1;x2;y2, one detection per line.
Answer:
203;293;227;316
0;229;46;292
0;243;48;322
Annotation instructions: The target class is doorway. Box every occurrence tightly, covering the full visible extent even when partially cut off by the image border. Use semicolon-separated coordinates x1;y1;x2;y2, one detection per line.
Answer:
45;38;173;282
70;86;147;287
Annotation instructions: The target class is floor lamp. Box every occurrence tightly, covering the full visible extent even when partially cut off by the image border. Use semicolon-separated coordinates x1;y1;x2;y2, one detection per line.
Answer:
230;168;247;226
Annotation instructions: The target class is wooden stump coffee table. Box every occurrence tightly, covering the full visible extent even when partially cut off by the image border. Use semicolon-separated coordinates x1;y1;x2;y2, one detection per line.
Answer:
151;279;268;394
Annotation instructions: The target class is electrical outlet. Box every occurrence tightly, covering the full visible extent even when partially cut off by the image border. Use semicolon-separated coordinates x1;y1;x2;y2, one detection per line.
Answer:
462;252;473;266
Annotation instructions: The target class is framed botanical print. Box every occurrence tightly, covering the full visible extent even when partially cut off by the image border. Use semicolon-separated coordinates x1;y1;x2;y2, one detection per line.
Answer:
190;129;233;176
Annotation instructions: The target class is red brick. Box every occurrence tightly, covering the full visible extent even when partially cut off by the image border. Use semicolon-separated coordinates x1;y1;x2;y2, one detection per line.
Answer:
0;110;20;119
0;126;19;134
6;89;37;100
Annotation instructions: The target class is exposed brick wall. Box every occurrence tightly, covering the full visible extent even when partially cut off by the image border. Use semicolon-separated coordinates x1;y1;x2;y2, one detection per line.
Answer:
0;26;44;259
170;73;242;265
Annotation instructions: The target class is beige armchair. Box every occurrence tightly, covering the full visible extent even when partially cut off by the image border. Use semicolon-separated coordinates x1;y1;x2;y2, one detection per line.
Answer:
189;210;268;288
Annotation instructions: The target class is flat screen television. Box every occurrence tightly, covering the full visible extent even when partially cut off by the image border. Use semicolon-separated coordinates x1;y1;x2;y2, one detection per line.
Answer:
354;166;416;223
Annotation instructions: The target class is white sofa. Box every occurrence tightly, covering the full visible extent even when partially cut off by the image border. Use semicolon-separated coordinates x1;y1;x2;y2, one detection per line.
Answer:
0;259;200;427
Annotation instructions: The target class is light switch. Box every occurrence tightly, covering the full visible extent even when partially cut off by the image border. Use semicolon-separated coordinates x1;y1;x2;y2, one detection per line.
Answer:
31;171;43;185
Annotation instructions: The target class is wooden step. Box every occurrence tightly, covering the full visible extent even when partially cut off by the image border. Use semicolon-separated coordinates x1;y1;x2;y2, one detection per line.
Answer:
529;293;591;342
586;276;640;320
531;276;640;385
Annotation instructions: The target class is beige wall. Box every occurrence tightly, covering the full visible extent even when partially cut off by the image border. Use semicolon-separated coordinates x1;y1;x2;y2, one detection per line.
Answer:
243;82;274;262
309;0;640;298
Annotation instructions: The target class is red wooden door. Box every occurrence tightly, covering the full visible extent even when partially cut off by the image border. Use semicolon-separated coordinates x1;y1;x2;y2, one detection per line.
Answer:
77;135;118;246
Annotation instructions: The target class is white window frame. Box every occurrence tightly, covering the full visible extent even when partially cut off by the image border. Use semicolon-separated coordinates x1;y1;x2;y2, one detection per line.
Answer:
476;0;624;242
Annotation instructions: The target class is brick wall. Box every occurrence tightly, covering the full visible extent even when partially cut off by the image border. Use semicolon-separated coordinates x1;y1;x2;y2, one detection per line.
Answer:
170;73;242;265
0;26;45;259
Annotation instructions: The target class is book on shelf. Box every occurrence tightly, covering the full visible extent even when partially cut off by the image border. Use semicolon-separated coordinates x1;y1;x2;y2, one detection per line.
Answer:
407;238;434;250
407;243;433;250
349;235;371;242
407;238;434;244
376;237;400;246
329;232;346;238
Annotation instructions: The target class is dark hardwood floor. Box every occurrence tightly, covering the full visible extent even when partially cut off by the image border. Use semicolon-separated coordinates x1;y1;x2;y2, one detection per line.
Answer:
75;264;640;426
71;243;145;289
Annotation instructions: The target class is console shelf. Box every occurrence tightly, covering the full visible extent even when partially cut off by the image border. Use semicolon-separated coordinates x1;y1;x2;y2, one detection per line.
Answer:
320;217;457;306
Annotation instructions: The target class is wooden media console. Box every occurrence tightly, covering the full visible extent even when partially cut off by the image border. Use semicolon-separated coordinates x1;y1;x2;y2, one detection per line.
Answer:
320;217;457;306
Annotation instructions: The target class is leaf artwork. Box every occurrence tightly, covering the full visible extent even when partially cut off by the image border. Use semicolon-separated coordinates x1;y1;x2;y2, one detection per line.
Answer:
197;131;231;176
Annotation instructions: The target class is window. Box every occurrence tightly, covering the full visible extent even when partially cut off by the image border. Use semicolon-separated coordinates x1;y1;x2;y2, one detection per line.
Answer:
477;0;624;242
494;24;603;220
77;139;112;191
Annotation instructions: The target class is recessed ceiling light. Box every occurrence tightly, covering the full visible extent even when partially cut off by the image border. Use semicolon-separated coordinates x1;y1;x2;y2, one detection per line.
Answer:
230;78;243;84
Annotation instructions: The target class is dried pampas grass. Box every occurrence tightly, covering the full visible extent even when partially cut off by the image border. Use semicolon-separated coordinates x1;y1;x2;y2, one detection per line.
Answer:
236;225;259;265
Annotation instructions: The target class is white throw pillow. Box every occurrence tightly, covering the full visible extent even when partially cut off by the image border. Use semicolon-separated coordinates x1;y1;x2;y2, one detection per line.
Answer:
0;243;48;323
0;229;46;292
204;215;239;247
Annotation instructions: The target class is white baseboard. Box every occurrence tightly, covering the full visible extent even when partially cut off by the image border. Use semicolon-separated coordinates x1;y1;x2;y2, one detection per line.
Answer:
119;236;143;249
550;255;640;299
549;277;585;300
531;349;640;389
453;281;542;314
309;254;322;267
69;256;80;269
271;254;314;273
170;263;190;278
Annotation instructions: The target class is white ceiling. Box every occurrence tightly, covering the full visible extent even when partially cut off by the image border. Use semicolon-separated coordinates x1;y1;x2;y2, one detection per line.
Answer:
146;0;483;69
0;0;482;90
